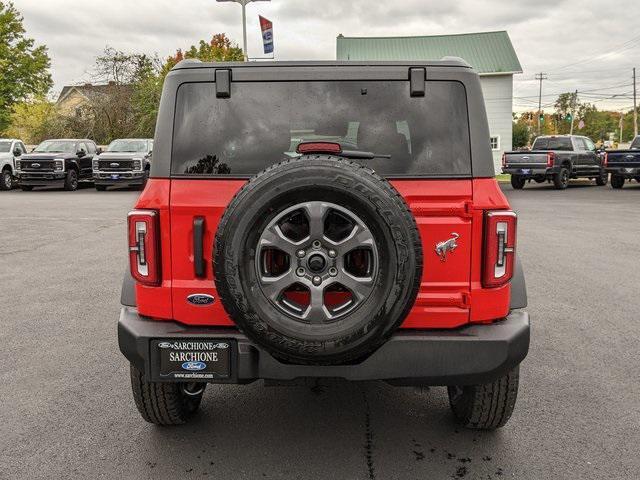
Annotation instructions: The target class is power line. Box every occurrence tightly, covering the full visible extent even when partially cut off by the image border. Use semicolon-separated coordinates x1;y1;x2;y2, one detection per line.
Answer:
549;34;640;73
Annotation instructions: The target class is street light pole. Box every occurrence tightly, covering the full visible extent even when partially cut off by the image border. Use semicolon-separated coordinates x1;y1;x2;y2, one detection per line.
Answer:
216;0;271;61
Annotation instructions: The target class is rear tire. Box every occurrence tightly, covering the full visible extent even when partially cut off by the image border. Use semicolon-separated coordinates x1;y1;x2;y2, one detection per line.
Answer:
611;174;625;189
553;167;570;190
0;169;13;190
448;367;520;430
64;169;78;191
510;175;526;189
129;365;205;425
595;170;608;186
95;185;107;191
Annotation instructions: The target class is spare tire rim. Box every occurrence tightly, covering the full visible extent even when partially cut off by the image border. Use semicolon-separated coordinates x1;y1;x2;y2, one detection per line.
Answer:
256;201;379;324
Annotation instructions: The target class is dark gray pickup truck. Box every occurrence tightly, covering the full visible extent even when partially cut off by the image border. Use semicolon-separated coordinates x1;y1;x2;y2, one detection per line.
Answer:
605;135;640;189
502;135;607;190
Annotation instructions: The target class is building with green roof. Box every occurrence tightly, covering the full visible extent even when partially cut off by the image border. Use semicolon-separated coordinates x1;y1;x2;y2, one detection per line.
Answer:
337;31;523;169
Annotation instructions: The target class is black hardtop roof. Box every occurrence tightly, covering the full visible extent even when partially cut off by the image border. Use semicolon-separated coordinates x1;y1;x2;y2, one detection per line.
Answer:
171;58;473;72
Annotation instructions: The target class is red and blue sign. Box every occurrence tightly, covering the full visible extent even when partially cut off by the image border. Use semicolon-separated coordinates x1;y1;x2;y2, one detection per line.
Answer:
259;15;274;54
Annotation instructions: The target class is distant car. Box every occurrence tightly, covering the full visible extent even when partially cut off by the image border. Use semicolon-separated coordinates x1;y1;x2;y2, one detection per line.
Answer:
604;135;640;189
0;138;27;190
502;135;607;190
93;138;153;191
16;139;98;191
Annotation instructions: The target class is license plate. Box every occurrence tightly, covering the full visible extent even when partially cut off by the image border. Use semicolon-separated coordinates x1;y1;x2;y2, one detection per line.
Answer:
155;340;231;380
520;169;531;175
110;174;120;180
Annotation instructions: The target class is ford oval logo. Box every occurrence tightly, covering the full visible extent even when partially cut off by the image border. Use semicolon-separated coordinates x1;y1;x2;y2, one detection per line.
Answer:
32;163;40;168
626;155;635;159
187;294;215;306
110;162;120;167
182;361;207;371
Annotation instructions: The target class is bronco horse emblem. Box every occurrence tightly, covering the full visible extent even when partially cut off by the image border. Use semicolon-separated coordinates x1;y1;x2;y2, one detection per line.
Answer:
435;233;460;262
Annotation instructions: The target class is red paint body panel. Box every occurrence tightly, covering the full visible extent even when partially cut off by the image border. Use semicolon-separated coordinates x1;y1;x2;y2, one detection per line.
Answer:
391;180;473;328
133;177;513;330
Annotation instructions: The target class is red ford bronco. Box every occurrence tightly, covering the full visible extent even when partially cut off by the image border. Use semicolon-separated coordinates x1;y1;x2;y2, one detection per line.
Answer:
118;59;529;430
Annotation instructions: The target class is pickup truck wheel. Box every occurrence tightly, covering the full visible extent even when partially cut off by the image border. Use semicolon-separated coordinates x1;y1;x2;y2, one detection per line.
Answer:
610;174;625;189
553;167;570;190
595;170;608;186
448;366;519;430
129;365;205;425
63;169;78;191
214;156;423;365
510;175;525;189
0;169;12;190
95;185;107;191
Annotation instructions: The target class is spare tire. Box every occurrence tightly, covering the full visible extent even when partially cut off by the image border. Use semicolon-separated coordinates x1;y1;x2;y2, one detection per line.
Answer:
214;156;422;365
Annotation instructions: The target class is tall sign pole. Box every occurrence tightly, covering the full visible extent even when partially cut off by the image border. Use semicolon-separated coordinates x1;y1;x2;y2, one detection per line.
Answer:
216;0;271;61
633;67;638;138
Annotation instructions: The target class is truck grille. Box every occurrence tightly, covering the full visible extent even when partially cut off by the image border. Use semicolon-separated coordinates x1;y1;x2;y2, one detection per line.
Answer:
98;160;134;171
20;160;56;172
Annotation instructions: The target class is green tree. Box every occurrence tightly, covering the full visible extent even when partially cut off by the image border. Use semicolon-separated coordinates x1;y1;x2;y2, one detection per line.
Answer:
131;33;244;137
0;1;52;132
512;121;529;149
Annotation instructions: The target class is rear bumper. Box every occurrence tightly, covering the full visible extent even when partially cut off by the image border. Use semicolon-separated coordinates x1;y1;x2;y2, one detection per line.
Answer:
118;307;530;386
94;172;146;186
606;166;640;177
502;166;555;176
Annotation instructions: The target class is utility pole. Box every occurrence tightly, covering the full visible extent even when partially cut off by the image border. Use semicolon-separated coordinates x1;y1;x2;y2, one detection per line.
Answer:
619;111;624;145
535;72;548;135
569;90;578;135
633;67;637;138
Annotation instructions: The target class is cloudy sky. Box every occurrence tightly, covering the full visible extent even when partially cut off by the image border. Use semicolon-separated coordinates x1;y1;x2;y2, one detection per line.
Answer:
12;0;640;112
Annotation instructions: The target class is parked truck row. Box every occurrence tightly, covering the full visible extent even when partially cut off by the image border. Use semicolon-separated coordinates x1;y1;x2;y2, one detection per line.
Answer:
0;137;153;192
502;134;640;190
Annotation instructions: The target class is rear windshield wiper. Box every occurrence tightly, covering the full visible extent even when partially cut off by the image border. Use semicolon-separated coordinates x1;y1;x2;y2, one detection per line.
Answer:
340;149;391;160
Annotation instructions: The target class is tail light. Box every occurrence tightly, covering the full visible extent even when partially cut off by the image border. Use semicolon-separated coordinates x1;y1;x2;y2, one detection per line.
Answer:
128;210;161;286
501;152;506;167
603;152;608;167
546;152;555;168
482;211;517;288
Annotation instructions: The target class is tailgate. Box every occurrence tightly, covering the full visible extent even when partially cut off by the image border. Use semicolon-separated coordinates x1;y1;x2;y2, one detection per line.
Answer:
607;151;640;167
504;152;548;165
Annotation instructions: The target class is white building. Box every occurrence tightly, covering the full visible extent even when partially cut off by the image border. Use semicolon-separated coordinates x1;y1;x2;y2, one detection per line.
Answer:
337;31;523;172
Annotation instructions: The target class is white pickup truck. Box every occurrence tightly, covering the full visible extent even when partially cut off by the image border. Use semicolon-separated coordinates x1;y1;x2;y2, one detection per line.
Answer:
0;139;28;190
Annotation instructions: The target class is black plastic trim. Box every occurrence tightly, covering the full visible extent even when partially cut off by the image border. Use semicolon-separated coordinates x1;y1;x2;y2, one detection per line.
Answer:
120;269;136;307
193;217;206;278
409;67;426;97
118;307;530;386
215;69;231;98
510;255;527;310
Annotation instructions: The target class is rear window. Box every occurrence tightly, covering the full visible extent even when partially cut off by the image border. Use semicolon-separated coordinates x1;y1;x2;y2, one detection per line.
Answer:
631;137;640;149
171;81;471;177
532;137;573;151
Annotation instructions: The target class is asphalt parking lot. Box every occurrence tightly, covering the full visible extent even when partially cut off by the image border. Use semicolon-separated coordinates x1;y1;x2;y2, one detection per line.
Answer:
1;181;639;479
